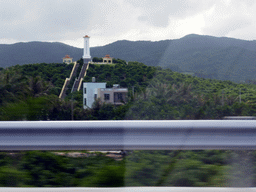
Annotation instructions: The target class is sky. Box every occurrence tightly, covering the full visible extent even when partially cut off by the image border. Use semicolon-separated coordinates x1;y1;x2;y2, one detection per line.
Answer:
1;0;256;48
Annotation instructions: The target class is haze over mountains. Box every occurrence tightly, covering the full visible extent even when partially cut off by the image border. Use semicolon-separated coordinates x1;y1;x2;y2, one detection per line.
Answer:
1;34;256;82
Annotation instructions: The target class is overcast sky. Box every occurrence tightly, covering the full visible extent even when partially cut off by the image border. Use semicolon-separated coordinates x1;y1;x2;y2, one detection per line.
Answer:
1;0;256;48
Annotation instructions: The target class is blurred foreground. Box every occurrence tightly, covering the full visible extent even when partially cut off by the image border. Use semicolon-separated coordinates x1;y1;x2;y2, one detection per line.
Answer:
0;150;255;187
1;187;256;192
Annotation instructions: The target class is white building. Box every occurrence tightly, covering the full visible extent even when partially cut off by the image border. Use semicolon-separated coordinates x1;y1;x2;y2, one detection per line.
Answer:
97;85;128;106
83;81;106;109
83;81;128;109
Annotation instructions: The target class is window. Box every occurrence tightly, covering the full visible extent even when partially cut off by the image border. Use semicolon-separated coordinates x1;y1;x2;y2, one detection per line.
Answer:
94;94;97;100
84;88;86;94
117;93;123;100
104;94;110;100
84;98;86;105
114;92;124;102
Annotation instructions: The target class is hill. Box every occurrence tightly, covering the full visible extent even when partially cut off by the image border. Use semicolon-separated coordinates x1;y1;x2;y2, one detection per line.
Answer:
0;42;83;67
83;63;256;119
92;34;256;82
1;34;256;82
0;60;256;120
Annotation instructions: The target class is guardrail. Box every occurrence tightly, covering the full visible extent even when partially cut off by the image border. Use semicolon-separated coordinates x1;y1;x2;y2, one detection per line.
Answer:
2;187;256;192
0;120;256;150
1;120;256;192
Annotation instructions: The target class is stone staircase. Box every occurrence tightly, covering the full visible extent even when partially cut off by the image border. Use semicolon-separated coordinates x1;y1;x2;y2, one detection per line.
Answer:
59;62;79;99
71;60;90;93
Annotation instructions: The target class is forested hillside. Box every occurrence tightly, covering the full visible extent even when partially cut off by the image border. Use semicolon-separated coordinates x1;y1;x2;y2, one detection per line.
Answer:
0;63;73;105
84;60;156;89
83;63;256;120
0;59;158;120
1;59;256;121
1;34;256;82
126;69;256;119
0;60;256;187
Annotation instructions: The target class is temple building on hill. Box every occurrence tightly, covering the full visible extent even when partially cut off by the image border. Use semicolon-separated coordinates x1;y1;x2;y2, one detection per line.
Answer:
103;55;113;64
90;55;113;65
63;55;73;64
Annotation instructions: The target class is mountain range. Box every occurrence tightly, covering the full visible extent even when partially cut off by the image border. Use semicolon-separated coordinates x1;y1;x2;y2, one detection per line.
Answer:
1;34;256;82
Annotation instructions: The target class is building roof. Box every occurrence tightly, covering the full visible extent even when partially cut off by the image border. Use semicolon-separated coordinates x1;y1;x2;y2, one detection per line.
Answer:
100;88;128;92
104;55;112;58
63;55;72;59
84;35;90;38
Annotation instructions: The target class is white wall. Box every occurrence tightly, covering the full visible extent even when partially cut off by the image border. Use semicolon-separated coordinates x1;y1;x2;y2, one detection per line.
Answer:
83;82;106;109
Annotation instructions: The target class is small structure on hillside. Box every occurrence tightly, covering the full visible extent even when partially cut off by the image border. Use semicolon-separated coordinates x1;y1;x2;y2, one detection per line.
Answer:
90;55;114;65
103;55;113;64
63;55;73;64
83;78;128;109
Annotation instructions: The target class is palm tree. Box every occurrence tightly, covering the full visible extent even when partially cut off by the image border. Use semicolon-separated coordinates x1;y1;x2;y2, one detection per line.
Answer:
28;76;53;97
0;68;31;106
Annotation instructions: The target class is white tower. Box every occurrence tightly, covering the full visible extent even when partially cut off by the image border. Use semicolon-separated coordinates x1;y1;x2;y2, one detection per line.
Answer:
83;35;91;61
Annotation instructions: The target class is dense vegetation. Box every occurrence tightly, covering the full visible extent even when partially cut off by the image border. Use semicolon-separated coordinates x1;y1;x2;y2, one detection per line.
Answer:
84;61;156;89
0;151;124;187
0;59;157;120
0;58;256;187
0;58;255;120
83;63;256;120
0;150;255;187
126;69;256;119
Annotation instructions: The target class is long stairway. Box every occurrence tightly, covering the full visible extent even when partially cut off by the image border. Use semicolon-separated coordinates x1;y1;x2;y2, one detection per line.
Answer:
71;61;90;92
59;62;79;99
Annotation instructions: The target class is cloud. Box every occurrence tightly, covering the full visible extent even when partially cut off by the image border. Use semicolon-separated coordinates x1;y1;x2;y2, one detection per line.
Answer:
202;1;256;38
0;0;143;46
0;0;256;47
0;0;94;41
87;0;214;46
127;0;215;27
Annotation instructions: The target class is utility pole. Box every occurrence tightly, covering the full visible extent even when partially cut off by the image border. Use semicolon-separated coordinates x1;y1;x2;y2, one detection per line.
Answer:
71;93;74;121
222;90;224;106
239;88;241;103
58;86;75;120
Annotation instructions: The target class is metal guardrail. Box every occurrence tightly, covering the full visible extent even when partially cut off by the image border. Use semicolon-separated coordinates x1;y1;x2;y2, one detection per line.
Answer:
2;187;256;192
0;120;256;150
1;120;256;191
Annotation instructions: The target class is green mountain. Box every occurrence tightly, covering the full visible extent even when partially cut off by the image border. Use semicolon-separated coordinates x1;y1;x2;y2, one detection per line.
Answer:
0;42;83;67
92;34;256;82
1;34;256;82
